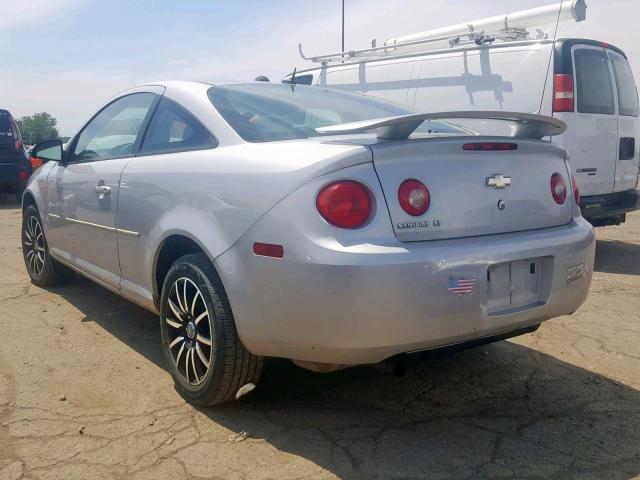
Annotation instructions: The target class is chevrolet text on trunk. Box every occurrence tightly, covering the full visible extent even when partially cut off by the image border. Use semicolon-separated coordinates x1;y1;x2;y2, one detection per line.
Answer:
288;0;640;227
23;82;594;405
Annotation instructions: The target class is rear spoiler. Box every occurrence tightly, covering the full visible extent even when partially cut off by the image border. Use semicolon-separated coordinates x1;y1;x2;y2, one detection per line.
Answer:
315;111;567;140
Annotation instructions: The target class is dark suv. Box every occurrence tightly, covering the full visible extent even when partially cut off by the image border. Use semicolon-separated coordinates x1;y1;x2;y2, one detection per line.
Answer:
0;109;31;203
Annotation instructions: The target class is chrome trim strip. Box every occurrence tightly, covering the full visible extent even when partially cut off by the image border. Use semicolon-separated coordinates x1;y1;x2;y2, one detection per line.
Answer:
117;228;140;238
47;213;139;237
65;216;116;232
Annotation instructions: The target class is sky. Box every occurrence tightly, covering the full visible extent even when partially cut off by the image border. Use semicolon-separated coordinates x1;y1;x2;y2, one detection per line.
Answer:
0;0;638;135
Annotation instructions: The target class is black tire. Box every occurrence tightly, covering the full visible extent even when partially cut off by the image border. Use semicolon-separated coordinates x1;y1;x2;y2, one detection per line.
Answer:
21;205;63;287
159;253;263;405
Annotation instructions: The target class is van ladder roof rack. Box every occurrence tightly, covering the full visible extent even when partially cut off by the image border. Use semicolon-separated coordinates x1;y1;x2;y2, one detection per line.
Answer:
299;0;586;66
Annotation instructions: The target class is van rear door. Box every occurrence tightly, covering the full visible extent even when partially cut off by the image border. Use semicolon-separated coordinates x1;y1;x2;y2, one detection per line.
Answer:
562;45;618;196
608;50;640;193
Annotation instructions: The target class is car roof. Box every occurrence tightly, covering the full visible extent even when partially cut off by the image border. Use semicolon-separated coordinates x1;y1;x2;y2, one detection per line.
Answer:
126;80;310;93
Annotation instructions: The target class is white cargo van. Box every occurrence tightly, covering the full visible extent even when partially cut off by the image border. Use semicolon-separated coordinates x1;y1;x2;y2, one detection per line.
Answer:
285;3;640;226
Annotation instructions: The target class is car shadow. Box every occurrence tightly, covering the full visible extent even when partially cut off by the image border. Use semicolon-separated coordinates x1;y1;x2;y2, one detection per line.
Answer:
0;193;20;210
595;239;640;276
54;274;640;479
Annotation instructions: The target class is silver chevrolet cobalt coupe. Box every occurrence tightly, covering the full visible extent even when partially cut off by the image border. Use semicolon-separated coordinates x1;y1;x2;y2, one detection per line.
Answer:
23;81;594;404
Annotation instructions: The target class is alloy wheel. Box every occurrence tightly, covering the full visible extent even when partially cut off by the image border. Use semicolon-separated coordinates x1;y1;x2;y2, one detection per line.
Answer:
23;215;46;277
165;277;214;385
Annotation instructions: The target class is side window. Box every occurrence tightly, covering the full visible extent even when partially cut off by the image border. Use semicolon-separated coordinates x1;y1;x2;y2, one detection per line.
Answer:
140;98;216;155
610;53;640;117
72;93;156;162
11;121;22;145
574;49;615;115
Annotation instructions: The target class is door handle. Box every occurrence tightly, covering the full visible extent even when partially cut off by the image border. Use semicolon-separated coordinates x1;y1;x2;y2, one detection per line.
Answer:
95;185;111;198
619;137;635;160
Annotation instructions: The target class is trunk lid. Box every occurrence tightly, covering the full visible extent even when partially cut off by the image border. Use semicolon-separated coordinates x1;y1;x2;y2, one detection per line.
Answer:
370;137;574;241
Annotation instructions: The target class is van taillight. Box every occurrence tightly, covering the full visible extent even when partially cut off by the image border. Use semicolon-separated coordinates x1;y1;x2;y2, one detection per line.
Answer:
553;74;574;112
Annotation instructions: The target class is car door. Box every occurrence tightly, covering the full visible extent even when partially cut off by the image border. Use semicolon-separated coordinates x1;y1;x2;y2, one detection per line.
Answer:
568;46;618;196
116;96;217;303
608;50;640;193
45;89;161;288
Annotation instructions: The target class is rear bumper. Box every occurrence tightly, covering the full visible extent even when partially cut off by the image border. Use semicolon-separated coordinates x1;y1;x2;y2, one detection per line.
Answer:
580;189;640;221
217;217;595;365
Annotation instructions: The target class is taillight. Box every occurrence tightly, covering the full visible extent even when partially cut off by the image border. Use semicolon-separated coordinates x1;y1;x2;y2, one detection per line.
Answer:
316;180;371;228
18;171;28;181
463;143;517;151
553;74;574;112
550;173;567;204
398;179;430;216
31;156;44;169
571;173;580;205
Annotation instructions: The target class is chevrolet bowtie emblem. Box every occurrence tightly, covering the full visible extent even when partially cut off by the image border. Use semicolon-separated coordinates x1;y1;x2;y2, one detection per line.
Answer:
486;174;512;189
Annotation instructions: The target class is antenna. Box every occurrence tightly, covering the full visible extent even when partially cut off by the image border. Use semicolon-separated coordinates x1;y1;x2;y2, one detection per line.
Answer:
341;0;345;53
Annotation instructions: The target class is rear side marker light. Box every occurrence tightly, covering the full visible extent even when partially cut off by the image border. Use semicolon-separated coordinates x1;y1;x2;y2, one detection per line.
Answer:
553;74;574;112
253;242;284;258
463;143;518;151
550;173;567;205
18;171;28;181
316;180;371;229
398;179;430;216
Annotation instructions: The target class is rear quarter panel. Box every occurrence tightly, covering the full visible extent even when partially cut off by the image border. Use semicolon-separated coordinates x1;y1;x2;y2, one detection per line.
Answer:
116;141;372;306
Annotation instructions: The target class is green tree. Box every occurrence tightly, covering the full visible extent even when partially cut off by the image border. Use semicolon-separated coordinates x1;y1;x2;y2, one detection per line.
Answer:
16;113;59;145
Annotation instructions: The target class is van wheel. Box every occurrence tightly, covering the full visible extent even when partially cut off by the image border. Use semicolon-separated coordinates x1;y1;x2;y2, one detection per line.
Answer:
159;253;263;405
21;205;62;287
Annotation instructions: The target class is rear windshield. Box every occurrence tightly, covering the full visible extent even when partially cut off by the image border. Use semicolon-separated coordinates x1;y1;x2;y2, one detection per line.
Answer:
610;54;639;117
0;111;13;147
208;83;465;142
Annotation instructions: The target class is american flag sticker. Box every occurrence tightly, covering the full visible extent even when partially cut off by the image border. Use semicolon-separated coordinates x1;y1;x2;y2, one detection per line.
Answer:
448;275;475;296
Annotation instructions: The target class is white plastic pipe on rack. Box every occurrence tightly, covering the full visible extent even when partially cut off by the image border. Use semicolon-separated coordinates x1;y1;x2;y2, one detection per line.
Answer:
384;0;586;47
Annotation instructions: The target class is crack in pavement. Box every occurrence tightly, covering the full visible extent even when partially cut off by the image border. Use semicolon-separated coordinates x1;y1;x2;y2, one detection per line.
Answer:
0;199;639;479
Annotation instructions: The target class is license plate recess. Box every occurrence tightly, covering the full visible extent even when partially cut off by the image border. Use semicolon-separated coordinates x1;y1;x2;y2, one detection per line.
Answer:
487;257;551;315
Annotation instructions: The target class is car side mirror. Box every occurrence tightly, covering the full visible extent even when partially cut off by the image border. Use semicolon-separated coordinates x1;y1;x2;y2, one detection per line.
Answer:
30;139;64;169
